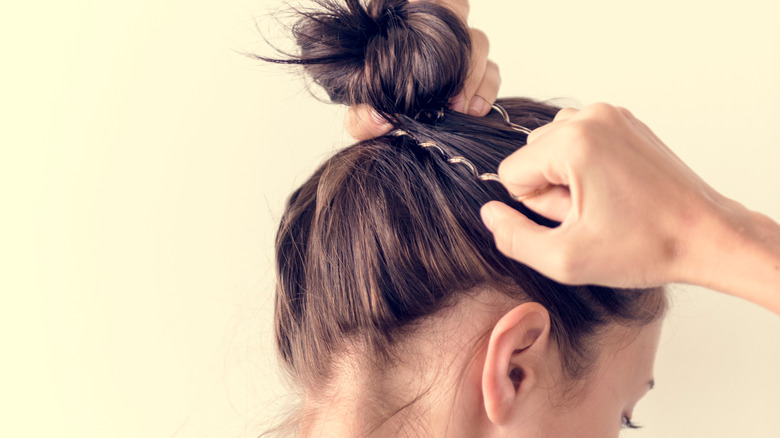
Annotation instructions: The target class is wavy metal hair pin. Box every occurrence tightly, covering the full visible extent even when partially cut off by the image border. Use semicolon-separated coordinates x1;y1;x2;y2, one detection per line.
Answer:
391;103;552;202
491;103;532;135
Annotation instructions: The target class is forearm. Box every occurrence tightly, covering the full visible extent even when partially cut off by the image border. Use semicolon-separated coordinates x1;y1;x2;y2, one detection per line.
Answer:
680;196;780;315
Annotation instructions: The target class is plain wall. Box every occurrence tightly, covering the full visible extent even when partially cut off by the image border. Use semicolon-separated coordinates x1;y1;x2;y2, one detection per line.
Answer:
3;0;779;437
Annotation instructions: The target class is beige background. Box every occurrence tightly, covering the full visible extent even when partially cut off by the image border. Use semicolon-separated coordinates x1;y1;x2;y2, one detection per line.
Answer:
3;0;779;437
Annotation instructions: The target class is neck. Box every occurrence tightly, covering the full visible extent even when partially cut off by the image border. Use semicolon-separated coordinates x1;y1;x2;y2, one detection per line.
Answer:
299;355;489;438
298;291;510;438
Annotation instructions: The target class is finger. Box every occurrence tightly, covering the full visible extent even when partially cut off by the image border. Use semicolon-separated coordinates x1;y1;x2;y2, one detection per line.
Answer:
468;60;500;116
554;107;579;122
461;28;489;107
519;185;572;223
450;91;467;113
497;136;570;197
345;104;393;141
481;201;559;266
526;107;579;143
526;119;557;144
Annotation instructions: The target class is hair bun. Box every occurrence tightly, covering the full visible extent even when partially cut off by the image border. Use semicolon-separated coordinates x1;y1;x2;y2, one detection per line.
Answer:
287;0;471;118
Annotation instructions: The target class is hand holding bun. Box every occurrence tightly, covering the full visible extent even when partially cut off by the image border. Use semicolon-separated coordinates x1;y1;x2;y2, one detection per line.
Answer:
346;24;499;141
290;0;470;110
258;0;494;140
344;0;499;140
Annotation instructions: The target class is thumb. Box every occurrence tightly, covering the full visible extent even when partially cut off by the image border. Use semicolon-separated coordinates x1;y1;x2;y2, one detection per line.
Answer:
345;104;393;141
481;201;555;267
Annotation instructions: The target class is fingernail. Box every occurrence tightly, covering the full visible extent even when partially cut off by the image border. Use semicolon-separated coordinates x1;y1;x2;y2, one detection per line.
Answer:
370;109;386;125
468;96;488;116
450;94;466;113
480;204;495;231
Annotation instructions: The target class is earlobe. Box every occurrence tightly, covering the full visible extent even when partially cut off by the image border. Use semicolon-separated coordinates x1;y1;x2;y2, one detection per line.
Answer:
482;302;552;425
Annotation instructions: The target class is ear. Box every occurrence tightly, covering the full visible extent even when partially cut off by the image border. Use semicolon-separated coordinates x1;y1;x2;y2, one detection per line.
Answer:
482;302;553;425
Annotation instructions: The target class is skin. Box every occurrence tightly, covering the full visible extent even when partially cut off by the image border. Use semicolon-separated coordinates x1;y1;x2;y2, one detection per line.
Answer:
480;103;780;315
301;291;663;437
345;0;499;141
506;318;662;438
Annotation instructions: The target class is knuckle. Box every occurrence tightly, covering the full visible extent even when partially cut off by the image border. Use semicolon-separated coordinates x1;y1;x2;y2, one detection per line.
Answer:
345;105;389;141
584;102;622;121
486;60;499;76
483;68;501;90
615;105;635;119
549;245;580;283
489;65;501;88
586;101;614;113
494;220;522;259
496;156;515;181
560;121;598;155
553;107;578;122
469;28;490;52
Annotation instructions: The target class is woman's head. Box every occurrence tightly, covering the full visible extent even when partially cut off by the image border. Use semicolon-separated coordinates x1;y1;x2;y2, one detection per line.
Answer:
267;0;666;436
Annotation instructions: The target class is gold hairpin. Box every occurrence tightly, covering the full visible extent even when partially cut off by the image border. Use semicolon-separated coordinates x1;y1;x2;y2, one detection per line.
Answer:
391;121;550;202
491;103;532;135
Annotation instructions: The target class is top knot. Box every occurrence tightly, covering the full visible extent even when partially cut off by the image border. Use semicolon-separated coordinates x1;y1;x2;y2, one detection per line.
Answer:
280;0;471;118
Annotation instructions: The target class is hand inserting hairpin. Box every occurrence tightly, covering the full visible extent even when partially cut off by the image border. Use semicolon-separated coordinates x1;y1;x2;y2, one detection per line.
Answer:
485;103;550;199
476;174;553;201
391;128;551;203
390;103;549;202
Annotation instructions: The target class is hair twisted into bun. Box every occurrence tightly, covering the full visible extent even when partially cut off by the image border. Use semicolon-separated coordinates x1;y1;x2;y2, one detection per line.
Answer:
265;0;471;118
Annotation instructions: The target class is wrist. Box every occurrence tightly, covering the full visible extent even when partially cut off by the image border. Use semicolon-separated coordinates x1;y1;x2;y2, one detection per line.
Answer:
676;193;780;314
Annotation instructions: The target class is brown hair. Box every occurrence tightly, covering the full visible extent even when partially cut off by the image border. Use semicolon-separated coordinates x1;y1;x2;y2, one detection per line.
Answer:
263;0;664;404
